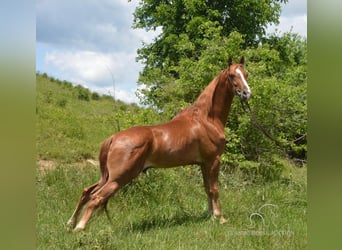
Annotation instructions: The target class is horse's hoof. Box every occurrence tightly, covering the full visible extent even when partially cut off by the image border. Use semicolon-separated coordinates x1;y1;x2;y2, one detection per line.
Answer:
73;226;84;233
211;215;228;224
66;219;76;231
219;216;228;224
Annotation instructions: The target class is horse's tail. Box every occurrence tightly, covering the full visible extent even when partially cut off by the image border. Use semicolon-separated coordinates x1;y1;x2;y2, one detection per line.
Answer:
88;135;113;216
91;136;113;195
99;136;113;185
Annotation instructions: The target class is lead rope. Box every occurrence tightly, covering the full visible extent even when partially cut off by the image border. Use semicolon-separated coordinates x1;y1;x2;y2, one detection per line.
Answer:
240;100;306;153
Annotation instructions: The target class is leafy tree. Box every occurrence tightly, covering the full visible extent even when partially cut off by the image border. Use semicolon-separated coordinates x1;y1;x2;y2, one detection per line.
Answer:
137;30;245;113
132;0;306;164
224;33;307;164
133;0;287;109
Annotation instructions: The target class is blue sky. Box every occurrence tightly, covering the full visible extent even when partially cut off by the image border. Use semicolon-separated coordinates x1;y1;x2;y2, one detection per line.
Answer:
36;0;307;103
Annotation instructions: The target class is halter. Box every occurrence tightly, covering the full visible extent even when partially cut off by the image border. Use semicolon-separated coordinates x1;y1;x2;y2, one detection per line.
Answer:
227;67;251;101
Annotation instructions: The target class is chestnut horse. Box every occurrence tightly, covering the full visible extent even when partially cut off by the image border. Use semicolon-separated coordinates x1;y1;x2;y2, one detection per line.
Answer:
67;56;251;232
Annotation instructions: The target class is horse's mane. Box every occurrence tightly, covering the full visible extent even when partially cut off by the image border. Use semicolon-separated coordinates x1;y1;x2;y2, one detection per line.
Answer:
175;70;228;119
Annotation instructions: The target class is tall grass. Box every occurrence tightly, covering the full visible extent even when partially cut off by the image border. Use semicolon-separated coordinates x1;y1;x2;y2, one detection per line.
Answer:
36;74;307;249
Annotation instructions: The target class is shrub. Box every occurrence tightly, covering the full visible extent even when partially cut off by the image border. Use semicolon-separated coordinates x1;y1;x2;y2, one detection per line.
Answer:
76;85;90;101
91;92;100;100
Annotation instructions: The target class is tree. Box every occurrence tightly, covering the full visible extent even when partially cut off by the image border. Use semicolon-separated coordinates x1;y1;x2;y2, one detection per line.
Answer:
225;33;307;164
133;0;287;109
132;0;307;164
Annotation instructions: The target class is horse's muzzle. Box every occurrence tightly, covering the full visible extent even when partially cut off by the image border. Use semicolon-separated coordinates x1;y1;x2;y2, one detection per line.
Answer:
236;89;251;101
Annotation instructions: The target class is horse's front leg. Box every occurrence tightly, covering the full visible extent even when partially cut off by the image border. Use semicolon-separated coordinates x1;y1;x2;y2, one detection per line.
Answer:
201;156;227;224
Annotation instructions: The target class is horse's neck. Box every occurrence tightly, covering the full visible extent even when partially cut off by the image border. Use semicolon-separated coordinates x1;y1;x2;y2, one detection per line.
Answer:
193;71;234;129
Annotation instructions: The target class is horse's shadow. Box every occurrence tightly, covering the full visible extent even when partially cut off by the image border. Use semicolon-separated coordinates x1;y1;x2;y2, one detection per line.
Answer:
124;211;211;233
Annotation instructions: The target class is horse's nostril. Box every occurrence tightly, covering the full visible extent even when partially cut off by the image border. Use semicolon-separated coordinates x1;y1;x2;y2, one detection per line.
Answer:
239;90;251;100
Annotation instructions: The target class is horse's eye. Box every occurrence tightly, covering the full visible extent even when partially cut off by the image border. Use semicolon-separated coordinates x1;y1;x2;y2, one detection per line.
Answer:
229;74;235;78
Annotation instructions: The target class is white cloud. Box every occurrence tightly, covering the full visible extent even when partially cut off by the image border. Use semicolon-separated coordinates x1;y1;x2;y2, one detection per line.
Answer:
44;49;142;104
281;0;307;17
280;14;307;36
44;49;141;104
267;14;307;37
267;0;307;37
37;0;306;104
36;0;160;103
36;0;139;52
46;50;113;84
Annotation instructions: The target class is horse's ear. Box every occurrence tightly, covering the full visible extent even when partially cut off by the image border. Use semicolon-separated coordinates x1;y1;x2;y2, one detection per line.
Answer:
228;56;233;67
240;56;245;65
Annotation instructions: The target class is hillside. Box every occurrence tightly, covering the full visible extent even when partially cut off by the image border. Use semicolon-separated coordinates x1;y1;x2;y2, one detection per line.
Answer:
36;73;163;163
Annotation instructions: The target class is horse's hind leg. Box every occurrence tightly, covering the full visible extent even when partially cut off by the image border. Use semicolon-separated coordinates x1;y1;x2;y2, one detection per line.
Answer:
67;183;99;229
74;181;120;232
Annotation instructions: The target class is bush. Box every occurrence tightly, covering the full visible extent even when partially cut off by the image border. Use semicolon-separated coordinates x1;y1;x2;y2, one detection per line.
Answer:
91;92;100;100
76;85;90;101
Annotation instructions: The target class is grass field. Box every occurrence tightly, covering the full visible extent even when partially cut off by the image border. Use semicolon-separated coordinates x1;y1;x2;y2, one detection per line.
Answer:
36;74;307;249
36;162;306;249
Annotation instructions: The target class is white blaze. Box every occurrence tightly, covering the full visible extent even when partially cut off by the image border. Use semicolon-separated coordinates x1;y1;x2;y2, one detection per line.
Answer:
235;68;251;94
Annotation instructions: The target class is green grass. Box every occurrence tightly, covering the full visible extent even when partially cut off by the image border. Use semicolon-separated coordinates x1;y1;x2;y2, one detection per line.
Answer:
36;163;306;249
36;74;307;249
36;73;164;163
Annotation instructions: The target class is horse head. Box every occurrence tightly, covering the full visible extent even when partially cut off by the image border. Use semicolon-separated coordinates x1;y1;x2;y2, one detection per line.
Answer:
227;56;251;101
